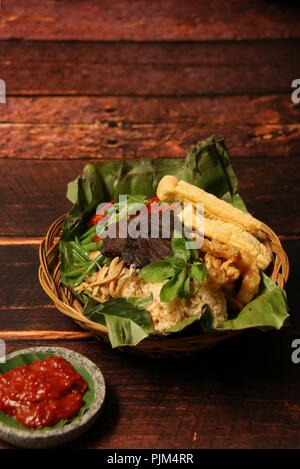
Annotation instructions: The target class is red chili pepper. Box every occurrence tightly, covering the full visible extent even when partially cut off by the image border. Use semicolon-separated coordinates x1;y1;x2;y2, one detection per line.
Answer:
89;214;106;226
92;235;101;242
146;197;160;205
89;199;116;226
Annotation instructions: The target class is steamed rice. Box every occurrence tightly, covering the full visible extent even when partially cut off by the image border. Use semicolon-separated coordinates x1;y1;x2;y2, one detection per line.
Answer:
139;279;227;332
76;260;227;333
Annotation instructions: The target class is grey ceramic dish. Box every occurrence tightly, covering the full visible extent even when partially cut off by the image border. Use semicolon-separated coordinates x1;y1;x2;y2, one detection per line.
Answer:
0;346;105;448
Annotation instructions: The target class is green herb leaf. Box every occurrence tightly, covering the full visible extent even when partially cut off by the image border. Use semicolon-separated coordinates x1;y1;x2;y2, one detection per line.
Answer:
160;269;187;303
189;261;207;282
190;248;200;260
140;261;175;282
181;276;191;298
171;235;190;262
164;256;186;271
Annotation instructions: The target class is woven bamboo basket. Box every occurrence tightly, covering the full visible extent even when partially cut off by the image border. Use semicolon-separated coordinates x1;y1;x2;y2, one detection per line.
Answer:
39;214;289;357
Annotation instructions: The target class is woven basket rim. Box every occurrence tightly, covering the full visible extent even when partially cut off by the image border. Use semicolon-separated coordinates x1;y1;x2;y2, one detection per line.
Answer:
38;213;289;353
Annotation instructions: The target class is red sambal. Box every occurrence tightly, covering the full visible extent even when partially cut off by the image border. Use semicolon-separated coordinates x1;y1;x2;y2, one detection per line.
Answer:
0;356;88;429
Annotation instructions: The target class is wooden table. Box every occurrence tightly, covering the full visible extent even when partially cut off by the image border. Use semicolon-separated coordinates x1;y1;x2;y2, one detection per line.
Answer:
0;1;299;449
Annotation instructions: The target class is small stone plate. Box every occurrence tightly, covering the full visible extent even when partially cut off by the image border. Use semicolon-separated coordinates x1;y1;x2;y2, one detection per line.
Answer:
0;346;105;448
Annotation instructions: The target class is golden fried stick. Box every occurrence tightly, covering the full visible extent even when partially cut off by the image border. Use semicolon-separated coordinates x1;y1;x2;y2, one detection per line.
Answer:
203;240;260;309
178;208;271;270
204;253;240;286
157;175;262;234
202;238;239;260
203;239;240;287
235;252;260;306
203;218;271;271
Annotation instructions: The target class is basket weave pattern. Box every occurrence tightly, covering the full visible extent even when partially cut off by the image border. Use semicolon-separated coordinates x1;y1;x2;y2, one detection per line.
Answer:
39;215;289;357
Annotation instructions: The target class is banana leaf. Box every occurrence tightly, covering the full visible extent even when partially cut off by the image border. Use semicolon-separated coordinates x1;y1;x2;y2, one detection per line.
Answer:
83;296;154;348
0;352;94;431
203;273;289;331
60;135;289;348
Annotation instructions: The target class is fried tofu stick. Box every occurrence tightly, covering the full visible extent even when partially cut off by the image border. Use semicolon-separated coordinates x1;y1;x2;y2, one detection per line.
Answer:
157;175;262;234
203;239;260;309
178;207;271;270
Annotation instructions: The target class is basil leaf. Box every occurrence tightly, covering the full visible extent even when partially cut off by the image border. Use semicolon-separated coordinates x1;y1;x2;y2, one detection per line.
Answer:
165;256;186;271
171;235;190;262
189;261;207;282
140;261;175;282
160;269;187;303
181;276;191;298
190;248;200;260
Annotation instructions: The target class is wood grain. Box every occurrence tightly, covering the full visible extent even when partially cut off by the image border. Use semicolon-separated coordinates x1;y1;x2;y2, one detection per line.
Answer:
1;0;300;40
0;159;299;237
1;95;299;159
0;308;84;334
0;243;55;309
0;331;91;340
3;95;299;125
1;333;300;449
1;123;300;159
2;39;299;67
1;40;299;96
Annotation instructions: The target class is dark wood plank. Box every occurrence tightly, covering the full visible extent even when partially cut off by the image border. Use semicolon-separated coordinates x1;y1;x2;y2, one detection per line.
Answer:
1;41;299;96
0;330;91;340
0;308;83;334
1;1;300;40
1;123;300;159
0;242;90;336
0;240;298;335
1;95;300;159
1;332;300;449
0;243;55;309
2;39;300;67
0;159;299;237
3;95;299;125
